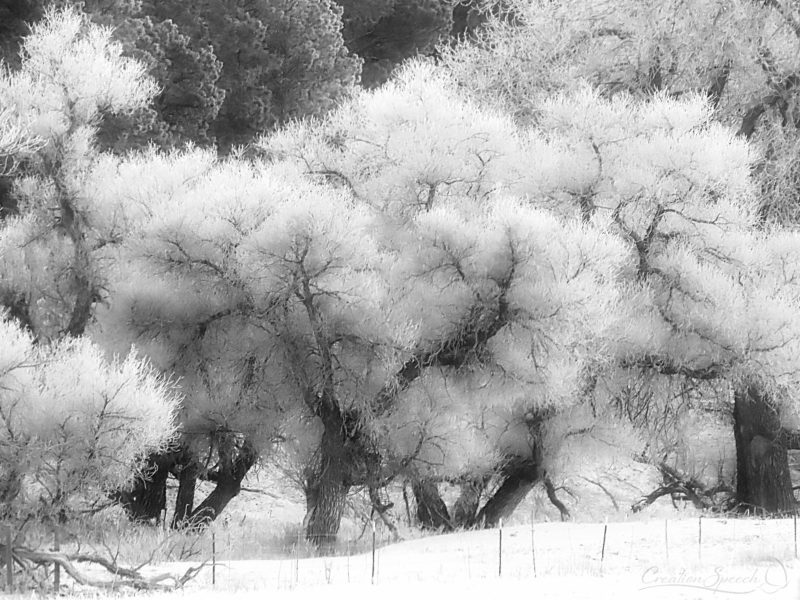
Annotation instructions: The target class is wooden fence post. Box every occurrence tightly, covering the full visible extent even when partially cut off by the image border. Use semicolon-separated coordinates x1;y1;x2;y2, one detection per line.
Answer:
698;515;702;561
498;518;503;577
601;520;608;565
5;526;12;591
211;531;216;587
53;528;60;590
371;520;377;585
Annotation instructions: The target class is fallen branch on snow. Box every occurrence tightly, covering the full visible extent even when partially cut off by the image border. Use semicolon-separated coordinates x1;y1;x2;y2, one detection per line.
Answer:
5;542;206;591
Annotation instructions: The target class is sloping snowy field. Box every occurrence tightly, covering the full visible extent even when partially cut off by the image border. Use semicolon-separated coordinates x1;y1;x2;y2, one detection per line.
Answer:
119;518;800;600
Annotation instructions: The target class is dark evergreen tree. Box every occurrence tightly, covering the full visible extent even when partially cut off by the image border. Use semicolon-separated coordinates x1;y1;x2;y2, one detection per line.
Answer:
337;0;453;86
143;0;361;150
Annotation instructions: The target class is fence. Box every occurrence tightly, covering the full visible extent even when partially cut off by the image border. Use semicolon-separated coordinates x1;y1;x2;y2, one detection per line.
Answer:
3;514;799;592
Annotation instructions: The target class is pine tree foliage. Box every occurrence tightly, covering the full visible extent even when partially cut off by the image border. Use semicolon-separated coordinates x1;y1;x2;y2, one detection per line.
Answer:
96;14;225;151
142;0;361;150
337;0;454;86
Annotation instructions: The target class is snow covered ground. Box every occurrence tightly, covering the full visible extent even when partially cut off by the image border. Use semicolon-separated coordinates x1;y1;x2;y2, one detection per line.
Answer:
119;517;800;600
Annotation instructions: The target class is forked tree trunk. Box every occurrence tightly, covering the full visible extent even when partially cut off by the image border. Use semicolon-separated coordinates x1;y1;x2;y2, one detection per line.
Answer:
476;458;540;527
451;476;489;528
304;417;350;553
171;461;199;529
186;441;256;527
733;384;795;514
115;452;175;523
412;479;452;531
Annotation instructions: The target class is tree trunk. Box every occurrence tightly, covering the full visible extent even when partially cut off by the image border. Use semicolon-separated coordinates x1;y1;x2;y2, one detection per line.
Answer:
412;479;452;531
171;461;199;529
733;384;795;514
304;413;350;553
543;474;571;521
114;452;175;523
451;476;488;528
476;458;539;527
304;456;348;553
369;485;399;541
186;440;256;527
186;476;241;525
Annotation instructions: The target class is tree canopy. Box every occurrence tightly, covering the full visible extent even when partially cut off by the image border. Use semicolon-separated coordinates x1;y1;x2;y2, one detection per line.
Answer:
0;7;178;527
4;0;800;557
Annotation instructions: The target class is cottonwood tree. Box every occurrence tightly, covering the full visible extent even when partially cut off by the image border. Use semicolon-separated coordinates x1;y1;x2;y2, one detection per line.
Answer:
0;7;157;339
513;87;800;513
440;0;798;126
0;317;177;524
0;4;179;546
93;149;318;527
443;0;800;514
263;62;628;540
0;4;182;539
99;63;625;547
94;149;396;537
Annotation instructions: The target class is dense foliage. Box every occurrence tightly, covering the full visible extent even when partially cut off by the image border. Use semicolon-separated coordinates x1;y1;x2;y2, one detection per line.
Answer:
0;8;178;526
4;1;800;557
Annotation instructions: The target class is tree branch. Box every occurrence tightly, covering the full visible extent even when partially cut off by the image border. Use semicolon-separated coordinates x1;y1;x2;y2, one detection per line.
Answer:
8;544;206;591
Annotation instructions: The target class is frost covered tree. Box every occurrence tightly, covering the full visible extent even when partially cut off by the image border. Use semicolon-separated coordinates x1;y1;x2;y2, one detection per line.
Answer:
97;63;626;546
92;149;305;527
0;7;158;339
0;8;178;529
440;0;799;127
443;0;800;515
260;62;629;540
0;317;177;524
510;87;800;513
440;0;800;232
2;0;360;152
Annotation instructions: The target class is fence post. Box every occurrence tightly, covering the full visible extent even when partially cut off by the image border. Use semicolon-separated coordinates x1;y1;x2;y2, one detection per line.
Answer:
498;518;503;577
371;520;376;585
53;528;60;590
346;540;351;584
698;515;702;561
600;519;608;572
211;531;216;587
531;521;537;577
794;512;798;560
294;529;299;586
5;526;12;591
664;519;669;562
